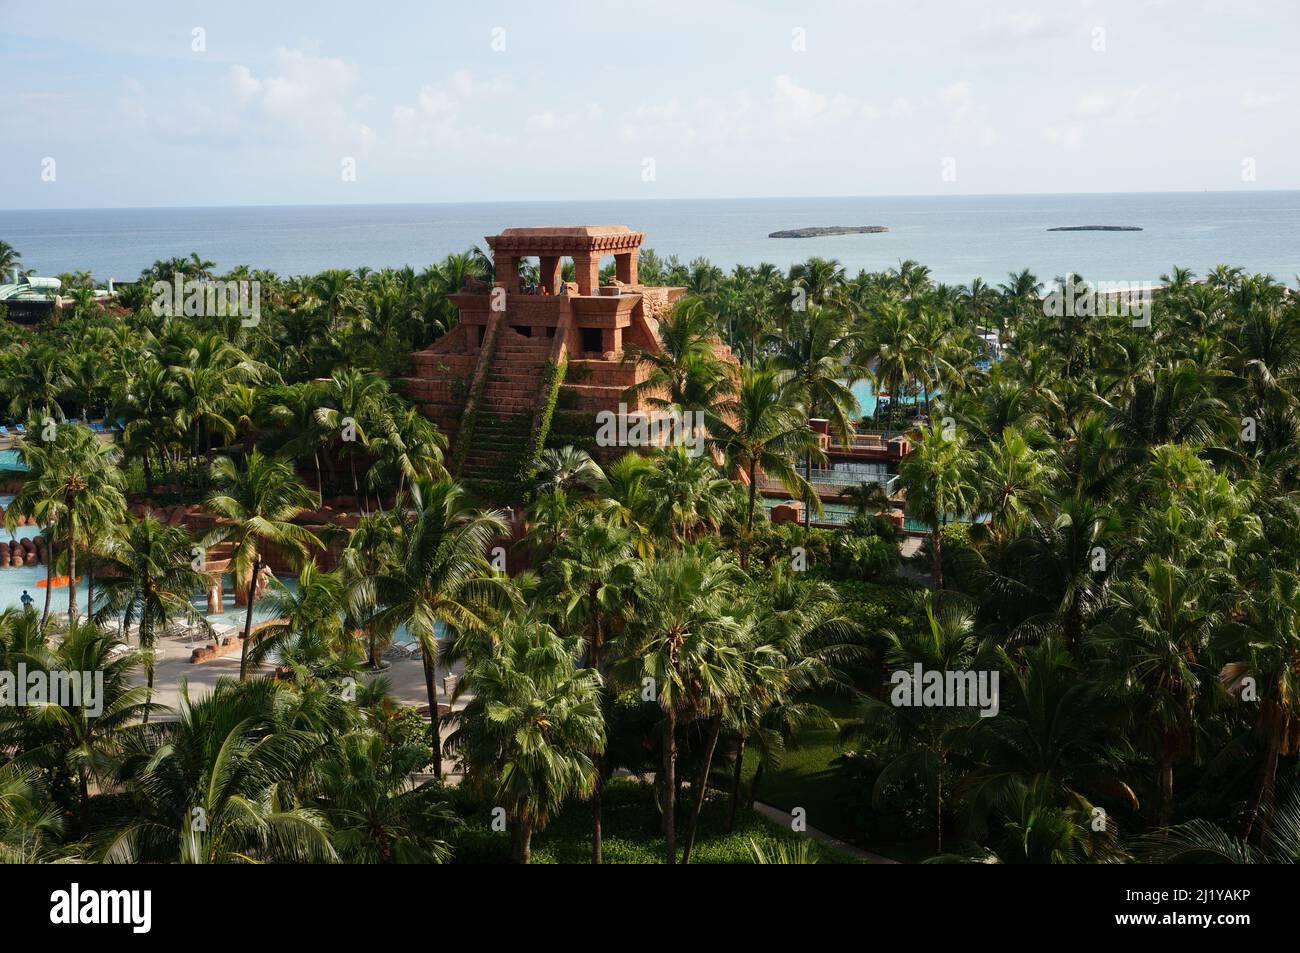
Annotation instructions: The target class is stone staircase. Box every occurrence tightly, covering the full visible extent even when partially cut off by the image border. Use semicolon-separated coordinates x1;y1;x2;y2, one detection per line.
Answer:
457;330;552;485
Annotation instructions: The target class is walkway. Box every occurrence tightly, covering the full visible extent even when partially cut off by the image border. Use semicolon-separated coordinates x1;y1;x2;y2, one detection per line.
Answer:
751;801;899;864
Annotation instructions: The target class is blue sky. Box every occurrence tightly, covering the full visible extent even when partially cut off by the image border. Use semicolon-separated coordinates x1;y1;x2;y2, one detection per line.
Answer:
3;0;1298;208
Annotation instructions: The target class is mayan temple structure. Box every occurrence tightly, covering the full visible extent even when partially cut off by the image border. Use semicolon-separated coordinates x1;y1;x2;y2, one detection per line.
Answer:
405;225;734;496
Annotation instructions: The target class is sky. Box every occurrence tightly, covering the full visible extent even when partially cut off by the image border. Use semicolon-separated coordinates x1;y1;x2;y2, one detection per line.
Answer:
2;0;1298;209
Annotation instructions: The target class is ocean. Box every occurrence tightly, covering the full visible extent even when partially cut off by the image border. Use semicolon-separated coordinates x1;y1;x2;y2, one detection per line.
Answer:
3;191;1299;287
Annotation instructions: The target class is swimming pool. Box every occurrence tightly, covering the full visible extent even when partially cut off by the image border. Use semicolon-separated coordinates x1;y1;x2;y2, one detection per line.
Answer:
0;449;25;472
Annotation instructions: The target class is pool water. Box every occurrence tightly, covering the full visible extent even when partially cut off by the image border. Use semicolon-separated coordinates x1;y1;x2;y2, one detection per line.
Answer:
0;449;26;472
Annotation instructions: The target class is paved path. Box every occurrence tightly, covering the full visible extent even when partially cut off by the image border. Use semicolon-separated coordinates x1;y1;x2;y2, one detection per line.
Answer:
751;801;899;864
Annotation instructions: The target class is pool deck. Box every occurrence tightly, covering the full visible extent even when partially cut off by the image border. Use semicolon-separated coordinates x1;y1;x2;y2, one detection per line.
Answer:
137;629;460;718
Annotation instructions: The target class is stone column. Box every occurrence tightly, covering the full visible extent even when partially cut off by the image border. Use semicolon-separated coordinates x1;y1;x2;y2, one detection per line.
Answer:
539;255;562;294
572;254;599;296
615;249;638;284
207;576;224;614
495;254;520;293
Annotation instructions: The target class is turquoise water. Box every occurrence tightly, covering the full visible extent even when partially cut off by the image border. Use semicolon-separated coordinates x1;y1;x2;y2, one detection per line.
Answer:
6;193;1299;285
0;449;25;472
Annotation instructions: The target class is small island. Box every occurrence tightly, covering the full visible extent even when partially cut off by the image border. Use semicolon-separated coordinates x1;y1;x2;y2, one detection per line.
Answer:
1047;225;1143;232
769;225;889;238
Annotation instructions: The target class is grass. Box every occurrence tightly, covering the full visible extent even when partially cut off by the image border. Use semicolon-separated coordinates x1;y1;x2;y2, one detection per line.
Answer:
743;691;932;863
451;777;858;864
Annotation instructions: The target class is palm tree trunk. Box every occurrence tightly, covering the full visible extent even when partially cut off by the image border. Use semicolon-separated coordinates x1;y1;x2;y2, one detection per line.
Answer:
1157;757;1174;827
422;650;443;778
86;555;95;620
682;712;723;864
314;451;324;506
1242;700;1285;840
935;757;944;853
804;453;813;530
67;537;77;622
238;559;259;680
727;736;746;833
591;757;604;865
662;710;677;864
144;661;155;725
931;524;944;590
749;760;765;810
511;816;534;864
41;531;54;629
79;769;90;834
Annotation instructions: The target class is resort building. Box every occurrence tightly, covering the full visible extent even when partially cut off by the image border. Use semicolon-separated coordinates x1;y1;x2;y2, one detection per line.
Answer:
0;273;116;323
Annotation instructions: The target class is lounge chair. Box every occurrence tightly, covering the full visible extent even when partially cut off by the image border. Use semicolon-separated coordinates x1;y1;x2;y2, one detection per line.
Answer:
14;424;25;435
0;426;9;437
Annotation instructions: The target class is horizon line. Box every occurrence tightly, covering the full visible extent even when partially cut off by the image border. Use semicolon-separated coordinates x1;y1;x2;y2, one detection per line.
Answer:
4;187;1299;215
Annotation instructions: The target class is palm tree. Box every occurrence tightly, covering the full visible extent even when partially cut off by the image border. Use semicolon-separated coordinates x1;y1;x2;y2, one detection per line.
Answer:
447;614;605;863
94;516;212;719
858;300;919;434
204;450;320;679
1138;785;1300;863
3;437;63;628
315;368;388;513
621;552;742;863
768;304;863;527
898;419;979;589
977;427;1056;542
247;562;351;672
314;731;458;863
6;623;155;834
363;478;518;778
709;362;819;542
533;445;604;496
839;480;892;518
546;517;638;862
263;381;330;503
846;592;985;851
104;678;336;863
645;445;734;543
623;297;736;412
0;241;21;280
12;423;127;622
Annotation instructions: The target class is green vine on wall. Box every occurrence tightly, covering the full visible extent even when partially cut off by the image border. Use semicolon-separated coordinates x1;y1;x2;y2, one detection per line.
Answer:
516;357;567;489
449;318;501;475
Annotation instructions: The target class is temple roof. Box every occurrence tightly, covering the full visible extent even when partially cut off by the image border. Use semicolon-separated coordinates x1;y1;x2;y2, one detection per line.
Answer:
486;225;644;254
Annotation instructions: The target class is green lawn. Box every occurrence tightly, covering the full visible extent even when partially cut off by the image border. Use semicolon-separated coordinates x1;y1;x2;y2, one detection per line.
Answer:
742;692;932;863
451;777;859;864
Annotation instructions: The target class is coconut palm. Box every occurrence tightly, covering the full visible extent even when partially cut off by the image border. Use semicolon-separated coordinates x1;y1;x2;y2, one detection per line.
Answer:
103;677;336;863
768;304;863;527
898;419;979;590
94;515;212;720
362;478;518;778
5;623;155;834
204;450;321;679
709;362;820;541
